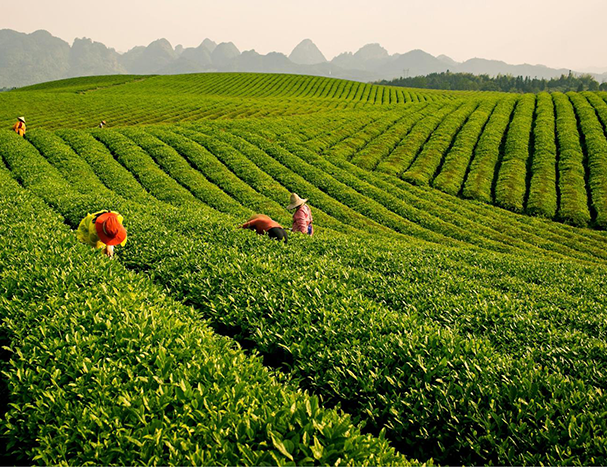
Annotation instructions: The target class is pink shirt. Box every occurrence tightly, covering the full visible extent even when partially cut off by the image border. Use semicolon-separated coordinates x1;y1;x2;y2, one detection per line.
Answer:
292;204;313;235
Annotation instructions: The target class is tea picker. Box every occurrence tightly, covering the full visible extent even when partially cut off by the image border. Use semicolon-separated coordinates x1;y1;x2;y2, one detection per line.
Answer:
241;214;288;243
77;210;127;257
12;116;26;137
287;193;313;236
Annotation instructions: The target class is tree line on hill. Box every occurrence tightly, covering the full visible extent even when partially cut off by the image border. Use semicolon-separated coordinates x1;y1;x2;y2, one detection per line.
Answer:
377;71;607;93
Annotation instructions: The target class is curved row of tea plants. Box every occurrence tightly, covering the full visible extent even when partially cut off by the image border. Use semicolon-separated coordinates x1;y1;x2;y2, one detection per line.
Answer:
6;122;604;463
7;73;607;230
552;92;592;226
401;100;480;186
0;132;405;465
429;98;498;195
375;102;464;177
209;116;607;263
568;92;607;228
3;73;457;130
493;94;536;212
526;92;558;218
7;127;607;465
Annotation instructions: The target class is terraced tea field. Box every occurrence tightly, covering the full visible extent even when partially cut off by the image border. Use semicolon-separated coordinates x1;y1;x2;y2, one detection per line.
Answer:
1;73;607;465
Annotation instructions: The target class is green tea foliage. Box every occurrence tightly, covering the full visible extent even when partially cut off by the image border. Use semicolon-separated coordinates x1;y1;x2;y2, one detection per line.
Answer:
553;92;592;226
494;94;536;212
402;100;479;186
4;73;607;229
568;92;607;228
432;98;498;195
0;131;407;465
526;92;558;218
461;95;519;203
2;73;607;465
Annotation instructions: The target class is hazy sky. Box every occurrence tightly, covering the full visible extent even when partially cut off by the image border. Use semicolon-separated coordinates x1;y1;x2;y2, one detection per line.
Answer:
3;0;607;72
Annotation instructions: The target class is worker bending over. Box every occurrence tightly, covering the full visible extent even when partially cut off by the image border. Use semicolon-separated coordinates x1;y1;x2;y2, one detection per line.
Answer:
288;193;313;236
13;117;26;137
77;210;127;257
241;214;288;243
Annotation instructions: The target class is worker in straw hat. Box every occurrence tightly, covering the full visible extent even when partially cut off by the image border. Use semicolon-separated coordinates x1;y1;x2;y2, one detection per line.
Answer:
287;193;313;236
99;120;107;129
77;210;127;258
12;117;26;137
241;214;288;243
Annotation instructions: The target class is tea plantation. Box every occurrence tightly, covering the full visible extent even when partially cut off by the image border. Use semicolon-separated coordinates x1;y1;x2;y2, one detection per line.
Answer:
1;73;607;465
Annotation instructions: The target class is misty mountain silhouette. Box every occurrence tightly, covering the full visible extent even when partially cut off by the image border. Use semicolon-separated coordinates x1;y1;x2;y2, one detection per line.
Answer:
0;29;603;89
289;39;327;65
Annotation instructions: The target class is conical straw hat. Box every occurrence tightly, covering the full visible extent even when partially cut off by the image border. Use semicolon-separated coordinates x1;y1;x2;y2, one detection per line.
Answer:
287;193;308;210
18;117;25;123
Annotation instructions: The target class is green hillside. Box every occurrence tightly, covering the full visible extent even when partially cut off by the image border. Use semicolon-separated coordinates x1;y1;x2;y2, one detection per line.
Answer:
4;73;607;228
2;73;607;465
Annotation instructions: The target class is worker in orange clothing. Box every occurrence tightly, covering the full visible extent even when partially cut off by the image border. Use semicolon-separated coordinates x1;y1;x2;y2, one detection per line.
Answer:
77;210;127;258
12;117;26;137
241;214;288;243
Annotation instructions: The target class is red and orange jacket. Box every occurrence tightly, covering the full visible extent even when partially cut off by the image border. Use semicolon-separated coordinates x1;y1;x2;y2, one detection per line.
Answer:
241;214;282;234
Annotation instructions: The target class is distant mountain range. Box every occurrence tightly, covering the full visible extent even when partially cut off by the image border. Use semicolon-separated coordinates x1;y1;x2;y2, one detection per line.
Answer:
1;29;606;89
